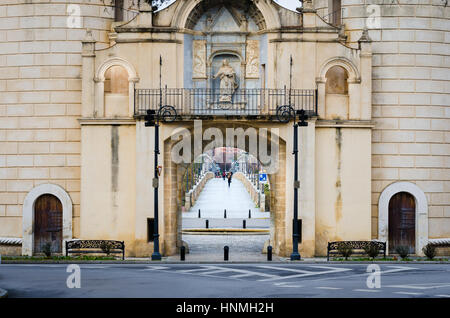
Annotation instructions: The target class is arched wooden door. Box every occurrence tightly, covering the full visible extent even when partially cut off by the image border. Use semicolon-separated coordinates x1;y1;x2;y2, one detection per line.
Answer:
388;192;415;254
34;194;63;254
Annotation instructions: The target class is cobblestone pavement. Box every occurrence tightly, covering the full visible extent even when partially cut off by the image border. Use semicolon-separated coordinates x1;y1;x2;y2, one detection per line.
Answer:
182;178;270;219
169;234;271;262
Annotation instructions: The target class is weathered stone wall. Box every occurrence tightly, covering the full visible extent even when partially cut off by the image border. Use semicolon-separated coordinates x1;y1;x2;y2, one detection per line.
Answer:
315;0;450;240
0;0;115;239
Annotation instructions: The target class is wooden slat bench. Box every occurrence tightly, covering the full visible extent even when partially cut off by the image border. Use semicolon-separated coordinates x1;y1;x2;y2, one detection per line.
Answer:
65;240;125;260
327;241;386;261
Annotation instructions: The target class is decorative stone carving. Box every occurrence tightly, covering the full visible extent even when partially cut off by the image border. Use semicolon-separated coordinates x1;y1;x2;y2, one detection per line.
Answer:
213;59;238;103
192;40;206;78
246;40;259;78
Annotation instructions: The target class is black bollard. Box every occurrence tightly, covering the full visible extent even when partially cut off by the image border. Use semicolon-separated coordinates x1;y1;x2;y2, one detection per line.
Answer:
249;209;251;219
206;219;209;229
198;209;201;218
180;246;185;261
224;209;227;218
267;245;272;261
243;220;246;229
224;246;229;261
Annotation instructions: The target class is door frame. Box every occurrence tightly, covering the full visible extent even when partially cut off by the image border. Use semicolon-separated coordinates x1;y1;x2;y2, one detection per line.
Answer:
22;183;73;256
378;182;428;256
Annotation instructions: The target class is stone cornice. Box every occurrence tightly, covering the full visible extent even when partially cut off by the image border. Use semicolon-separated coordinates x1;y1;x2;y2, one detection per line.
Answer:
78;118;136;125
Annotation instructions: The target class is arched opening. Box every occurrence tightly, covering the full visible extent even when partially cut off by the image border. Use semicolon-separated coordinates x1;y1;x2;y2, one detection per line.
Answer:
325;65;349;119
388;192;416;254
104;65;130;117
325;65;348;95
162;122;287;259
33;194;63;254
179;147;271;260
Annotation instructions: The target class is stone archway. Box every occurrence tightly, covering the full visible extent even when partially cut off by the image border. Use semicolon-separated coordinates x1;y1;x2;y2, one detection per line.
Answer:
22;183;73;256
378;181;428;256
162;121;287;257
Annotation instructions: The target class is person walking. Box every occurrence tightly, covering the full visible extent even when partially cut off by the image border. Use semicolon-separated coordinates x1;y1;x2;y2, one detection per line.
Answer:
222;171;226;181
227;172;232;188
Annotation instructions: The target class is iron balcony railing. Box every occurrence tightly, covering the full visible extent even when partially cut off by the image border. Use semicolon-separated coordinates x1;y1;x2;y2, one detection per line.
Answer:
134;88;317;118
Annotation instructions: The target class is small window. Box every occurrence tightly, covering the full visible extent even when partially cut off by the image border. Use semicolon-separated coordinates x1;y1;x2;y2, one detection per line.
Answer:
147;218;155;242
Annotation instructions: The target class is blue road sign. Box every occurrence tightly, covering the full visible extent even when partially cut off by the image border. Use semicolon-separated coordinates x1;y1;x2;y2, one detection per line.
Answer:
259;173;267;182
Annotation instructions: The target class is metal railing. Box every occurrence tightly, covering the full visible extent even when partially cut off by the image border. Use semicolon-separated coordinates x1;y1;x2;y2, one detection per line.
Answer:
135;88;317;118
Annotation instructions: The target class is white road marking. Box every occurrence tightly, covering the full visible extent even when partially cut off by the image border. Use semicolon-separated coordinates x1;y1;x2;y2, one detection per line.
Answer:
140;265;170;271
257;265;314;274
353;289;380;293
176;266;217;273
385;283;450;290
379;265;416;275
395;291;423;296
436;295;450;298
200;269;235;276
316;287;342;290
259;266;352;282
274;282;303;288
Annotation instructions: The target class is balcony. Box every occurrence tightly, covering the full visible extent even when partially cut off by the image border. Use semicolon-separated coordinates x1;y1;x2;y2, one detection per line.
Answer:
134;88;317;120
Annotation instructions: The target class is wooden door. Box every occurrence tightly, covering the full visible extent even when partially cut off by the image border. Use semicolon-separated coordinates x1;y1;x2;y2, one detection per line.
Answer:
34;194;63;254
388;192;415;254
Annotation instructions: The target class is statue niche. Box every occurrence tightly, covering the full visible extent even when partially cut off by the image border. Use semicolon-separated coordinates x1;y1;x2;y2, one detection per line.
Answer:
213;59;238;103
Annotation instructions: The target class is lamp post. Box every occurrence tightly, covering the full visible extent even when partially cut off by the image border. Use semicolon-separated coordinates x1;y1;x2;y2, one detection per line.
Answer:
144;55;177;261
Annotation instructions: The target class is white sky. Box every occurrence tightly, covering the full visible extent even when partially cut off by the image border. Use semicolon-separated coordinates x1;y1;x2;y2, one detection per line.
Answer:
159;1;301;12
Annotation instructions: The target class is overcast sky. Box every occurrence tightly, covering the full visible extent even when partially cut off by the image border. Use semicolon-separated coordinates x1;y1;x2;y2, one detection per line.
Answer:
158;1;301;12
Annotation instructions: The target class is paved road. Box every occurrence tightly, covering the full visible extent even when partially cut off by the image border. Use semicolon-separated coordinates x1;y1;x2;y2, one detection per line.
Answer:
1;263;450;298
182;178;270;219
169;234;270;262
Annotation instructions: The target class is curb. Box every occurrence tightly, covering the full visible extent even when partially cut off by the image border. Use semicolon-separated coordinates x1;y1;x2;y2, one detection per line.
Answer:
0;288;8;298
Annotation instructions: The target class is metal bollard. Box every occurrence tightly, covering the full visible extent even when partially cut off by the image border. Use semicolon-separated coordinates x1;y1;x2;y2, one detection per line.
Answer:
224;246;229;261
267;245;272;261
198;209;201;218
249;209;251;219
180;246;185;261
224;209;227;218
243;220;246;229
206;219;209;229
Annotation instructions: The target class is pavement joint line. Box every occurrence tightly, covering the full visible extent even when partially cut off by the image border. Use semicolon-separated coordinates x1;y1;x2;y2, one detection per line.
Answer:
395;291;424;296
353;289;381;292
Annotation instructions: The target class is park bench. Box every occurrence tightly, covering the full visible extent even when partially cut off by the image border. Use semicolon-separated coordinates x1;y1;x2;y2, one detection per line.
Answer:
327;241;386;261
65;240;125;260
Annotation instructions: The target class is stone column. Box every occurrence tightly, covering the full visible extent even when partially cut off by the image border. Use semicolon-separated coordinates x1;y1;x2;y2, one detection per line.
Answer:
358;28;372;120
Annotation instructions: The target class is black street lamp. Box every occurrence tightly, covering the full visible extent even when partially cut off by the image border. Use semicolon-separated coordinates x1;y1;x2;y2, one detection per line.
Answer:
275;56;309;261
144;56;177;261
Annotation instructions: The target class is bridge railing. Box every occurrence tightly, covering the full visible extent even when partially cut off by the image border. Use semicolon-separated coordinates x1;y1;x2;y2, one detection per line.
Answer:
134;88;317;118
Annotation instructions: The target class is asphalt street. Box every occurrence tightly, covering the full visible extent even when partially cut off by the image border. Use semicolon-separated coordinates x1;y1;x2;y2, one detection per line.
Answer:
1;263;450;298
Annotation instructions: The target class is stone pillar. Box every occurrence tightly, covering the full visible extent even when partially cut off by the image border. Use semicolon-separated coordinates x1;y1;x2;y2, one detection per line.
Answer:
316;79;326;118
348;80;361;120
358;28;372;120
81;30;96;117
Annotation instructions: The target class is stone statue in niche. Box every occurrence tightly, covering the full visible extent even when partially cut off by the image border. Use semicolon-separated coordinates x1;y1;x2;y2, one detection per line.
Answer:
213;59;238;103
